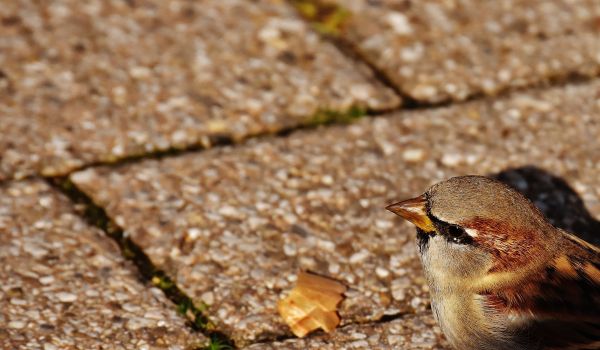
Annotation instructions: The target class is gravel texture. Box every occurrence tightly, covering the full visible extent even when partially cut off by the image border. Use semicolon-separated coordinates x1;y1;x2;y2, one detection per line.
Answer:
0;0;399;180
71;81;600;346
245;313;448;349
0;180;206;349
321;0;600;102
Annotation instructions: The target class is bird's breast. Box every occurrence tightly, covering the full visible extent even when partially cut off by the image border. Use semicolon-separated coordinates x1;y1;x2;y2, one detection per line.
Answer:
429;291;532;350
417;235;532;349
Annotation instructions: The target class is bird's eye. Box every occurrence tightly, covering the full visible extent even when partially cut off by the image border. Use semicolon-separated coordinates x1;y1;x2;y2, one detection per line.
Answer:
431;217;473;245
448;233;470;245
445;224;473;245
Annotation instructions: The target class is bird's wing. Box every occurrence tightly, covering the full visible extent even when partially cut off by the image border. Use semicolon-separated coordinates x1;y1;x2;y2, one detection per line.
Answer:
484;232;600;349
528;318;600;350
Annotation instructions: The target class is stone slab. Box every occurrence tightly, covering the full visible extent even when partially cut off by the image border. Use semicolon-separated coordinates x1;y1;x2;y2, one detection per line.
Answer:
0;180;206;349
245;313;448;349
0;0;399;180
71;81;600;346
320;0;600;102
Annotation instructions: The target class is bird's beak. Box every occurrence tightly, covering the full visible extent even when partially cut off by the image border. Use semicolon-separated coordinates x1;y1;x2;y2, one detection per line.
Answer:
386;195;436;233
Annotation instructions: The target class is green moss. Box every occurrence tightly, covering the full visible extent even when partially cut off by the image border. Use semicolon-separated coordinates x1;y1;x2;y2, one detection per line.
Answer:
177;300;191;315
304;106;366;127
291;0;350;36
194;314;212;330
294;0;317;18
152;275;175;290
203;336;234;350
195;300;210;313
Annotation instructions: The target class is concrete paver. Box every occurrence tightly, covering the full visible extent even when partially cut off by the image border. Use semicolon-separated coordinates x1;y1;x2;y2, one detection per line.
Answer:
319;0;600;102
71;81;600;346
2;0;598;347
245;313;448;349
0;180;205;349
0;0;399;180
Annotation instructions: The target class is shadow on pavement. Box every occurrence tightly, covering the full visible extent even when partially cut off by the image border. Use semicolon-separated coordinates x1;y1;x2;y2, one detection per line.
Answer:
491;165;600;246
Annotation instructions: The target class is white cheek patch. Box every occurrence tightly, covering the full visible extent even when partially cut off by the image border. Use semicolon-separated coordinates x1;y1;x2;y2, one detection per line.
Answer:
465;228;479;237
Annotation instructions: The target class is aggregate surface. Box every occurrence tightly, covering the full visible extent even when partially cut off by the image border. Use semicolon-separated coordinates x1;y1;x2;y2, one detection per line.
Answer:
72;81;600;346
0;0;398;180
0;180;206;349
245;313;448;349
321;0;600;102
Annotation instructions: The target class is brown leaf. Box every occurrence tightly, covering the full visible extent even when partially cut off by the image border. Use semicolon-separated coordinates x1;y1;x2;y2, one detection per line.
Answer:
278;271;347;337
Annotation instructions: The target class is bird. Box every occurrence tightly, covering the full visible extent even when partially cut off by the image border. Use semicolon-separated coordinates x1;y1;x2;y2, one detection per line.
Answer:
386;175;600;350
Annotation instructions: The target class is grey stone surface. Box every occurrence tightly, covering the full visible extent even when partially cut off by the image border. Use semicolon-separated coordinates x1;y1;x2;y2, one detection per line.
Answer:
245;313;448;349
71;81;600;346
323;0;600;102
0;180;206;349
0;0;399;180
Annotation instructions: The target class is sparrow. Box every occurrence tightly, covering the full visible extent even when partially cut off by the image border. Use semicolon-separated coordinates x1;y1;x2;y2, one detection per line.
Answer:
386;175;600;350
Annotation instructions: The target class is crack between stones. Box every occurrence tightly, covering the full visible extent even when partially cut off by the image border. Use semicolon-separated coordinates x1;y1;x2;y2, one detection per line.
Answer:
46;176;236;350
38;173;425;348
0;70;598;186
287;0;419;109
287;0;600;111
0;2;598;187
3;69;594;188
35;106;364;179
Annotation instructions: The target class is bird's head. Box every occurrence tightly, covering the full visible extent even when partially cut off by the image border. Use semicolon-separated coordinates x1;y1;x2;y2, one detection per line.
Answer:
387;175;556;291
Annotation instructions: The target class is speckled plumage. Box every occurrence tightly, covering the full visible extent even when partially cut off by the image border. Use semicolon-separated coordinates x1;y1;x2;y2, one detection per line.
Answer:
388;176;600;350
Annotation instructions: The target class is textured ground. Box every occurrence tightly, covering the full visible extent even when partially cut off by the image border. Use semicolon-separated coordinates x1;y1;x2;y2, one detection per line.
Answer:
245;313;449;349
0;180;206;349
70;81;600;346
0;0;397;180
312;0;600;102
1;0;599;349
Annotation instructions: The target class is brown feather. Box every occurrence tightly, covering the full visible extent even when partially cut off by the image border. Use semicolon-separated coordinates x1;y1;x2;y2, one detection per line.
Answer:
464;217;546;273
482;232;600;349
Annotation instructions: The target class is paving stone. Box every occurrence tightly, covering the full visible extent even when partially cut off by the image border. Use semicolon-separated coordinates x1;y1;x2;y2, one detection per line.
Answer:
245;313;449;349
319;0;600;102
71;81;600;346
0;0;399;181
0;180;206;349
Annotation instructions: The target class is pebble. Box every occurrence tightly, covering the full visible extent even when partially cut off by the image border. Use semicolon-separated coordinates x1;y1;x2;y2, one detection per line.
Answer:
8;321;26;329
283;243;297;256
402;148;425;162
218;205;239;218
350;332;367;340
441;153;463;167
376;267;390;279
349;250;370;264
201;291;215;305
386;12;413;35
39;275;55;285
56;292;78;303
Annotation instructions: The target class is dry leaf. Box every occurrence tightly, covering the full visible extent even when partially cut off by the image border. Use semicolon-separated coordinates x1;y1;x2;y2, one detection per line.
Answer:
278;271;347;337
